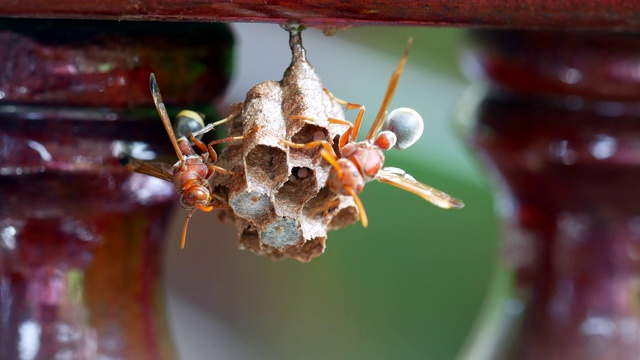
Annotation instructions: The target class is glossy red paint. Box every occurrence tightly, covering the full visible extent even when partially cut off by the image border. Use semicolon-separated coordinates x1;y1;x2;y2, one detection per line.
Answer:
462;30;640;360
0;19;233;359
1;1;639;30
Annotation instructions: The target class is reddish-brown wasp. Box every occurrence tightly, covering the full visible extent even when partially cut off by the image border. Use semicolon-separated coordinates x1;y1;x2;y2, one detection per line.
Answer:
122;73;249;248
281;38;464;227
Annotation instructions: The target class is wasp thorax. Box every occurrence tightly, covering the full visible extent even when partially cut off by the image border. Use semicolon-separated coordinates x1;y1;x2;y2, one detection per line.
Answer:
383;107;424;150
328;158;364;196
342;143;384;182
172;157;209;193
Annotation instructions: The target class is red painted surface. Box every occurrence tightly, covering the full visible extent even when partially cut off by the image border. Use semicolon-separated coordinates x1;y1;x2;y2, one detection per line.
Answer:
0;19;233;359
0;19;233;107
0;0;639;30
463;30;640;359
467;31;640;101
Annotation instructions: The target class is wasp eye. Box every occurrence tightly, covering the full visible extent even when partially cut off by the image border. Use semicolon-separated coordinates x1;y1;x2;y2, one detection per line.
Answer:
382;107;424;150
173;110;205;139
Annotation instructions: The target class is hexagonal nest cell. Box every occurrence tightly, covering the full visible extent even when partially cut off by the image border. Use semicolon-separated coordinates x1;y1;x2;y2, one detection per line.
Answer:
210;27;359;262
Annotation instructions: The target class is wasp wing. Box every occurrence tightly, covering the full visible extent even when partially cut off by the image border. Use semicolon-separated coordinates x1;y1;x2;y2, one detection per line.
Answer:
376;167;464;209
119;154;174;183
150;73;185;162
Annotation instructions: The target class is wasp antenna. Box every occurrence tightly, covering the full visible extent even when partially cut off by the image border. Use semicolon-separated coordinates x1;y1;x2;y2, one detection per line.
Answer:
405;37;414;53
180;209;197;249
345;186;368;228
366;37;414;142
150;73;185;162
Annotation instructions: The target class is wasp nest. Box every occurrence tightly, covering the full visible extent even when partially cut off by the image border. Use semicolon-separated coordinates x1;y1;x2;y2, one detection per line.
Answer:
212;25;359;262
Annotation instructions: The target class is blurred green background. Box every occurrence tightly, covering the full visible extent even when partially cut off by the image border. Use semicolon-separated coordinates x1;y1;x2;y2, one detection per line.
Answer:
164;24;500;360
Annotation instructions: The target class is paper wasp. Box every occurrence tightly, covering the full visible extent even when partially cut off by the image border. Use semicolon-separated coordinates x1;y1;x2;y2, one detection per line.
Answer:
121;73;249;248
281;38;464;227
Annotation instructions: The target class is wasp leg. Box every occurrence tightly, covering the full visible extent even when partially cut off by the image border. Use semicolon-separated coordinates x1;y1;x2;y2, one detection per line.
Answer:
324;88;366;146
